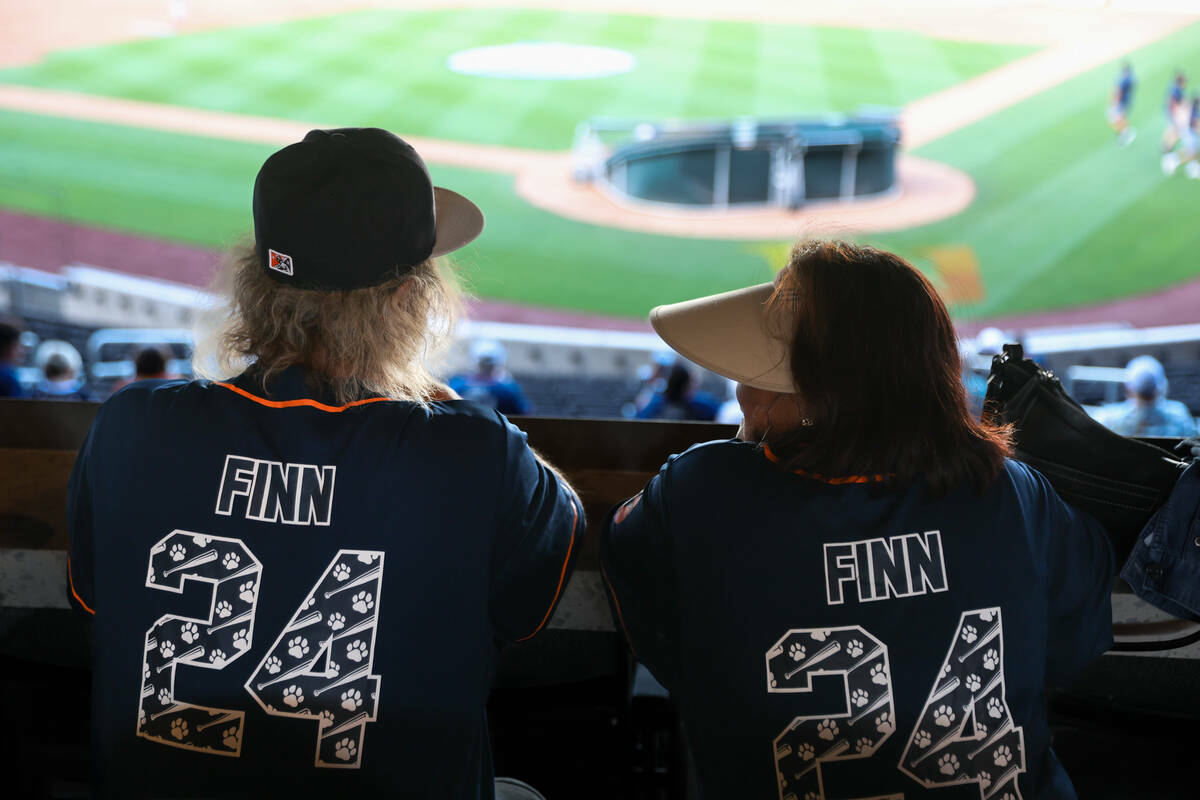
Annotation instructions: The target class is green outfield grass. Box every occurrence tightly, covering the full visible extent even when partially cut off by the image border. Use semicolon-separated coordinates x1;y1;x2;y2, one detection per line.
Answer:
0;8;1029;151
1;11;1198;321
871;20;1200;319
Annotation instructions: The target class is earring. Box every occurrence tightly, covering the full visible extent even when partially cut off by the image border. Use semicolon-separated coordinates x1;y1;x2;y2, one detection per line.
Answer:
800;416;814;427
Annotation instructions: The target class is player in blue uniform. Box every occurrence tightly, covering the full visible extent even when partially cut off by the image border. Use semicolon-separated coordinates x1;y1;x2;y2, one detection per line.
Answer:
68;128;582;798
1107;62;1136;146
603;241;1114;799
1161;71;1187;174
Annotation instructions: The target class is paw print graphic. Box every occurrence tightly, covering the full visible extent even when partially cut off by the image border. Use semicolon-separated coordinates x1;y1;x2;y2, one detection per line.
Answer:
143;662;150;681
977;721;988;736
983;648;999;671
810;630;828;642
222;552;240;570
138;707;146;728
287;636;310;659
304;596;316;609
231;629;249;651
326;660;341;677
346;639;368;662
222;727;239;749
874;711;893;734
846;639;864;658
980;609;995;622
797;742;815;762
159;640;175;659
265;655;282;674
216;600;233;619
282;685;304;708
333;562;351;581
157;687;172;706
351;591;375;614
870;662;888;685
319;710;335;728
171;718;188;741
961;624;978;644
209;648;228;666
933;704;956;727
987;696;1004;719
914;729;931;748
769;676;777;689
993;744;1012;767
335;737;357;761
938;752;959;776
191;534;210;547
851;688;870;707
328;612;346;631
939;663;951;679
816;718;838;741
238;581;256;603
357;553;375;564
979;771;992;789
856;736;874;754
965;673;982;692
341;688;363;711
169;543;186;562
789;642;806;661
179;622;198;644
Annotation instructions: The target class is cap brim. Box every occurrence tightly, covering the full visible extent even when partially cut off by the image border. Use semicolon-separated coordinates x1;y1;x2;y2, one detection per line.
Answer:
650;282;795;393
431;187;485;258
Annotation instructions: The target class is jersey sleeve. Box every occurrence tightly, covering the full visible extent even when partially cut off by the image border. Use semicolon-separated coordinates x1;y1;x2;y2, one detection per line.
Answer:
66;422;98;616
489;418;583;642
1019;463;1115;684
600;465;682;688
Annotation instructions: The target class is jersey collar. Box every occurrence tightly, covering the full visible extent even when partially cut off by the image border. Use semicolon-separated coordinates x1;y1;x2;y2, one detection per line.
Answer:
217;365;391;413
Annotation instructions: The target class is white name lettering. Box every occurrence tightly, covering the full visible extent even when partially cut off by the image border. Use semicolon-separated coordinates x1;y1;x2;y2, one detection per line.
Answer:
823;530;948;605
215;454;336;526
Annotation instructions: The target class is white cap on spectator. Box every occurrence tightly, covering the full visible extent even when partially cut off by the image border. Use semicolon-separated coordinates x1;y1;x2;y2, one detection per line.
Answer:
35;339;83;374
1126;355;1168;398
470;338;506;366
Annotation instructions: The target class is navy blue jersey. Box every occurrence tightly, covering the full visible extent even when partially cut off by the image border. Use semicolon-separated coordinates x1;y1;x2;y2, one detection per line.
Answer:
67;366;581;798
1116;70;1134;106
602;440;1113;800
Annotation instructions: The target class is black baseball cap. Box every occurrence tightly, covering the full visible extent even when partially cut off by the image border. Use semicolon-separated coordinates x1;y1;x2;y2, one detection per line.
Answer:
252;128;484;290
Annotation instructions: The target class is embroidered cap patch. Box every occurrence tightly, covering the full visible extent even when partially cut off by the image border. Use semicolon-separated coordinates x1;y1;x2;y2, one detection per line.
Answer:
268;249;294;276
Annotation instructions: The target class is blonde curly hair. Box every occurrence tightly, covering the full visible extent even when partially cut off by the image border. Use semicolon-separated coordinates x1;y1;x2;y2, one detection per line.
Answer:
202;241;461;406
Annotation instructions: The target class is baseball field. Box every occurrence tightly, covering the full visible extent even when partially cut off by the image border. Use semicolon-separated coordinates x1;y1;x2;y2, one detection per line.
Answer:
0;1;1197;326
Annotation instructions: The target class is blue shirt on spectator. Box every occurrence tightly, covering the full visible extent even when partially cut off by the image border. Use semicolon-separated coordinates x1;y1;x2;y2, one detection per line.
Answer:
449;372;531;416
603;440;1113;800
0;364;22;397
1091;398;1196;438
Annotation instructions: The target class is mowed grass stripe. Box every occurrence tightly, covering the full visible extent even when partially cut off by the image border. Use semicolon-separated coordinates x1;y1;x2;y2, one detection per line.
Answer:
868;20;1200;317
0;108;775;314
0;10;1029;150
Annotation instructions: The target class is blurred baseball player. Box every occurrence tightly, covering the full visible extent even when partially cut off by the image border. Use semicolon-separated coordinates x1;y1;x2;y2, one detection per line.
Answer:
1161;71;1188;174
68;128;581;798
1107;62;1136;146
1177;94;1200;179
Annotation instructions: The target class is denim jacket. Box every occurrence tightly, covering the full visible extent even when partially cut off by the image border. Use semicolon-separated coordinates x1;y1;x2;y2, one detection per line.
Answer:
1121;460;1200;621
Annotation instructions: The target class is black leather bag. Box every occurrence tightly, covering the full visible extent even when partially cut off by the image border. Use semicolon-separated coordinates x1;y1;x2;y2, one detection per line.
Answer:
984;344;1187;556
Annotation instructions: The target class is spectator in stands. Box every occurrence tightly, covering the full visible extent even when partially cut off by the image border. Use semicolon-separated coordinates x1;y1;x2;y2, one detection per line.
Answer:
0;320;25;397
603;240;1115;799
111;347;172;393
67;128;580;799
1092;355;1196;437
448;338;531;415
32;341;91;401
634;358;720;421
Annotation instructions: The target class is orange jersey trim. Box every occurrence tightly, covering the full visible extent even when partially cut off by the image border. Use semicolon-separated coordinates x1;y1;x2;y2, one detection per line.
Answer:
762;444;888;484
68;555;95;616
215;381;389;413
516;499;579;642
599;560;637;659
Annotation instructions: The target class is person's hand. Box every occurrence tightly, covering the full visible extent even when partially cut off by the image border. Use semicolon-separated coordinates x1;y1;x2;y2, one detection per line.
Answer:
426;382;460;402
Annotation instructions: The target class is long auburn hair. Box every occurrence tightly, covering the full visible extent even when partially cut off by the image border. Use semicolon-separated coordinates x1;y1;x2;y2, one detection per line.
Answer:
764;240;1011;495
202;241;461;406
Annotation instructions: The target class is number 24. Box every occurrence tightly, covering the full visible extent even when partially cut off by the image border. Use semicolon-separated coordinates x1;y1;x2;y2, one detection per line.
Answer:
767;608;1025;800
136;530;385;769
